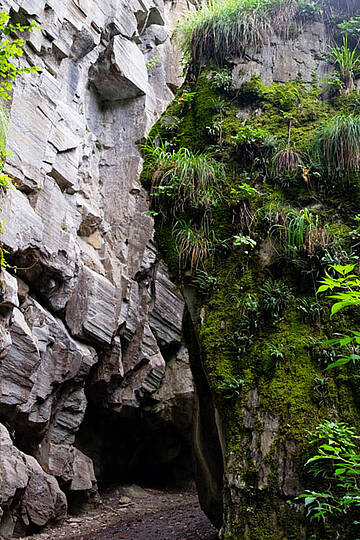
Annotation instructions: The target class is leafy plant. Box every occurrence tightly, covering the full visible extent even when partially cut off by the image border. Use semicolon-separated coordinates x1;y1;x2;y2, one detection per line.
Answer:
317;264;360;369
308;336;339;368
296;0;322;20
145;55;160;69
312;114;360;175
0;12;40;267
261;278;293;320
312;376;330;406
269;344;285;361
233;234;257;253
211;69;233;93
328;36;360;94
178;90;196;103
232;125;270;146
0;13;40;100
230;182;261;202
232;292;261;335
338;16;360;42
192;269;219;295
297;421;360;522
297;298;324;324
217;376;245;399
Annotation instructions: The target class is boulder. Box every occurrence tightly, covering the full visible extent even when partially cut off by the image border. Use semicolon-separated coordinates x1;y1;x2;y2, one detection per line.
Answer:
0;423;67;537
89;36;149;101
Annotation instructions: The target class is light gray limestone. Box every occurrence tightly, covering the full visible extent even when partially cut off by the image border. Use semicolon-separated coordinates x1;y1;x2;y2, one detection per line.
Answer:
0;0;195;535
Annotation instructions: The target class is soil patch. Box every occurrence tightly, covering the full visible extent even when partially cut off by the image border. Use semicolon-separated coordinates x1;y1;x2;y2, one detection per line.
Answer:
18;485;218;540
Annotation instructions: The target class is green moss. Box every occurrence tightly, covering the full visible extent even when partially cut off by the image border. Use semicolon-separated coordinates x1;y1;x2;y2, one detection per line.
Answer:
143;65;360;538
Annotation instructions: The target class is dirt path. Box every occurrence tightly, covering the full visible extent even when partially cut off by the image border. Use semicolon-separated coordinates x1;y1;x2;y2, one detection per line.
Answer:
78;501;217;540
18;485;218;540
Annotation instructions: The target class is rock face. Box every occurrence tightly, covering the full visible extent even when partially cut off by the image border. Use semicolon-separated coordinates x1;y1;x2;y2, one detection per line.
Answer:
0;423;67;538
232;22;330;87
143;12;360;539
0;0;195;536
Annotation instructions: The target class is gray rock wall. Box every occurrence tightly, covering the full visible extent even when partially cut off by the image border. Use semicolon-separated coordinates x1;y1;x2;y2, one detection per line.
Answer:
232;22;331;87
0;0;195;536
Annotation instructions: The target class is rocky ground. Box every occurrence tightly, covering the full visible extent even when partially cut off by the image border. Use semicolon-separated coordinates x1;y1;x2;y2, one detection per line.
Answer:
16;485;218;540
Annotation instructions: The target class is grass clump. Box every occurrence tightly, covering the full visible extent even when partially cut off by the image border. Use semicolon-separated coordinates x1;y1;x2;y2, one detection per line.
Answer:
176;0;299;70
313;113;360;175
144;140;225;224
173;219;226;272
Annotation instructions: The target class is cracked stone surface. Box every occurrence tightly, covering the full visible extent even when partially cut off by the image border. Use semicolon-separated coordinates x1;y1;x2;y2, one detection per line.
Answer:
0;0;195;536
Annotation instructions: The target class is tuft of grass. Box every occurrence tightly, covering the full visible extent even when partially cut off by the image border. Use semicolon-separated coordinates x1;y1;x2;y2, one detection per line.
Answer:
144;140;224;224
176;0;299;69
273;146;303;174
173;219;219;273
312;113;360;175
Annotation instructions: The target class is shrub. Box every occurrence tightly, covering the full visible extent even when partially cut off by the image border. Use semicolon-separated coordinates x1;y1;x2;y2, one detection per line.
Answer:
297;421;360;523
313;114;360;175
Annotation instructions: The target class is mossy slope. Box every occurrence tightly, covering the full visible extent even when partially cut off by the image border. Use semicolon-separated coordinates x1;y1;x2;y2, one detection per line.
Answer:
141;42;360;540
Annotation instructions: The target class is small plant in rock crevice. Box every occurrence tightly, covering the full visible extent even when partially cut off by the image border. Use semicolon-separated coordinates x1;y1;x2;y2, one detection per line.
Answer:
173;219;230;273
217;376;245;399
260;277;294;320
211;68;234;93
192;269;219;295
143;140;225;227
297;298;324;325
269;344;285;362
311;375;331;405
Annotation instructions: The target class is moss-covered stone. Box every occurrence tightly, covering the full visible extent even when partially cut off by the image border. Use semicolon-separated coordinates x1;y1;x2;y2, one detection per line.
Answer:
141;56;360;539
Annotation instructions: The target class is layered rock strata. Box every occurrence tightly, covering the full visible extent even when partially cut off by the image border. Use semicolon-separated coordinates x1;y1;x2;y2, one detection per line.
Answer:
0;0;195;536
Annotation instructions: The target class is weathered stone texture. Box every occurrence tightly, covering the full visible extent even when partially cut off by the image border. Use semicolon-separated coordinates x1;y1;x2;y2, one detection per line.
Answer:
0;0;195;535
232;22;331;87
0;423;67;538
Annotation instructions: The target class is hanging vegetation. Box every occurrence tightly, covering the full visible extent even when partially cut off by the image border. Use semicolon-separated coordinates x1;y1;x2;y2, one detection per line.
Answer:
313;113;360;175
176;0;299;69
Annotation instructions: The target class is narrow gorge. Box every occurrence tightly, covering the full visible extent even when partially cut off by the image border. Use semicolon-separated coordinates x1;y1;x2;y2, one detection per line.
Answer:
1;1;360;539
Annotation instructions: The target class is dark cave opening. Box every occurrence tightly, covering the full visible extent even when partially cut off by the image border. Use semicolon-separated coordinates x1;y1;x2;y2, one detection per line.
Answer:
75;402;195;492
